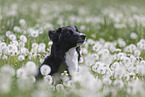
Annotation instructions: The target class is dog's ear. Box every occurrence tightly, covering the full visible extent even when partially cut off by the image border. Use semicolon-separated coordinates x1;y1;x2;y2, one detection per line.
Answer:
74;25;80;32
48;30;56;41
56;27;62;33
48;27;62;41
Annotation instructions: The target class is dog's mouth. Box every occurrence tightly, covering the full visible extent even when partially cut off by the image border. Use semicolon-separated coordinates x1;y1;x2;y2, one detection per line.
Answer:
77;40;85;46
77;40;85;44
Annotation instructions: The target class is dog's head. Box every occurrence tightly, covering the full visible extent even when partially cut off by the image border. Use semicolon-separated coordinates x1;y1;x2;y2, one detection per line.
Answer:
48;26;86;49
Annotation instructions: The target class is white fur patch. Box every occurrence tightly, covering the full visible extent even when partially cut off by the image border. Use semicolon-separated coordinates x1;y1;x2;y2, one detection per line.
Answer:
65;47;79;75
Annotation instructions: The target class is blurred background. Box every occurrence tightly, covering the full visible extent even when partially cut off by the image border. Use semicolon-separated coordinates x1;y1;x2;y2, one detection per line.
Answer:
1;0;145;43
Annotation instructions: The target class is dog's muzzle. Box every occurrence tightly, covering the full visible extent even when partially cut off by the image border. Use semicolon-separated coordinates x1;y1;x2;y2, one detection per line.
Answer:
77;33;86;44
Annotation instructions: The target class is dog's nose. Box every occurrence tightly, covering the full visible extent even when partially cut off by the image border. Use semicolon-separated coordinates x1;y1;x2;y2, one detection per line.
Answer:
80;34;86;40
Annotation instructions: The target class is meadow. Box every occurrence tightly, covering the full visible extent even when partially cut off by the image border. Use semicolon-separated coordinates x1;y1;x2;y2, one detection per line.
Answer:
1;0;145;97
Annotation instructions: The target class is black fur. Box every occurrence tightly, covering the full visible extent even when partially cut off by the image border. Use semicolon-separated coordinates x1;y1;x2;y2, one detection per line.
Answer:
35;26;86;80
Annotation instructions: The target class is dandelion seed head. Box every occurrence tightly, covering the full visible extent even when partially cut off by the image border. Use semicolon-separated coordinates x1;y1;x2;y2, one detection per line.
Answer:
18;55;25;61
130;32;138;39
20;35;27;43
40;65;51;75
19;19;26;26
13;26;21;33
9;34;16;40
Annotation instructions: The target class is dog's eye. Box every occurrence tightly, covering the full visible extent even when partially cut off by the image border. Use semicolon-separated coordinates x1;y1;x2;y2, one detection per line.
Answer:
69;30;74;34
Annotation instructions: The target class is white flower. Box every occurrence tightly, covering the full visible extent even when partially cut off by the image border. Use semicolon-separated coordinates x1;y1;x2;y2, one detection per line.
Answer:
19;19;26;26
13;26;21;33
102;77;112;85
140;60;145;66
0;42;7;50
130;32;138;39
20;47;28;55
9;34;16;40
1;65;15;76
92;42;102;51
56;84;64;92
118;38;126;47
10;40;19;46
87;39;95;45
2;55;8;60
31;30;39;37
97;66;106;74
80;25;86;30
113;80;124;89
44;75;53;84
134;49;141;57
20;35;27;43
48;41;53;46
136;65;145;75
39;43;46;48
32;43;38;49
111;62;119;71
25;61;36;75
40;65;51;75
122;57;131;65
129;44;136;51
84;54;95;66
40;58;44;64
17;68;27;78
38;43;46;52
92;54;99;60
18;55;25;61
6;31;12;37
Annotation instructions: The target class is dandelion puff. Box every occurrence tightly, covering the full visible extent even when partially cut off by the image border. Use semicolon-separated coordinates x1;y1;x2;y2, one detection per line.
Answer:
13;26;21;33
113;80;124;89
20;35;27;43
6;31;12;37
136;65;145;75
111;62;119;71
102;77;112;85
92;43;102;51
0;42;7;50
1;65;15;76
130;55;136;64
9;34;16;40
2;54;8;60
129;44;136;51
92;62;102;72
44;75;53;85
17;68;27;78
19;19;26;26
92;54;99;60
25;61;36;75
56;84;64;92
134;49;141;57
32;43;38;49
140;60;145;66
31;30;39;37
97;66;106;74
118;38;126;47
10;40;19;46
18;55;25;61
130;32;138;39
40;58;44;64
48;41;53;46
40;65;51;75
84;54;95;66
39;43;46;48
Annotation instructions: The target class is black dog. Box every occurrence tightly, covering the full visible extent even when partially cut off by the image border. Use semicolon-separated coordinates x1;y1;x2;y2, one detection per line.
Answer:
35;26;86;80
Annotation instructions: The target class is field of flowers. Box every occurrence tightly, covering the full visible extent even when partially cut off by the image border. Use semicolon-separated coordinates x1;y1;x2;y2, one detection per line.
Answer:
1;0;145;97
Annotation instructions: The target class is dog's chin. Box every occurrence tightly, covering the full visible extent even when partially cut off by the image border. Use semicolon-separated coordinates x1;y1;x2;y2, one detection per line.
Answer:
76;41;85;46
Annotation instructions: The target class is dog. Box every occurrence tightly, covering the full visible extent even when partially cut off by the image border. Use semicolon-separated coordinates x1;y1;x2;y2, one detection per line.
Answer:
35;26;86;80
